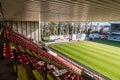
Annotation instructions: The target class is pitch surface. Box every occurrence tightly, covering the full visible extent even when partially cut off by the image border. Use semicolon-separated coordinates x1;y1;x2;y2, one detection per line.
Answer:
50;39;120;80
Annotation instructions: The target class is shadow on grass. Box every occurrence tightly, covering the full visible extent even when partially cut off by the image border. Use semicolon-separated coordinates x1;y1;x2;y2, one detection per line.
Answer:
90;39;120;48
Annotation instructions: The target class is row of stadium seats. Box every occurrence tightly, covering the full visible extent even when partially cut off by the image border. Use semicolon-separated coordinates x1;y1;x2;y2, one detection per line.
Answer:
2;42;62;80
4;26;82;74
2;26;84;80
3;42;84;80
15;46;60;80
3;43;14;59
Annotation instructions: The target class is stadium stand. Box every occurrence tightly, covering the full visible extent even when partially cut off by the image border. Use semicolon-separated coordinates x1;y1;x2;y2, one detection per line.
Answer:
108;35;120;41
108;24;120;41
0;26;84;80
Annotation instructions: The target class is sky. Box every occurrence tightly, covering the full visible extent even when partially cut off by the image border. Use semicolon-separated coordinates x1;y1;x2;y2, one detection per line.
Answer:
92;22;110;26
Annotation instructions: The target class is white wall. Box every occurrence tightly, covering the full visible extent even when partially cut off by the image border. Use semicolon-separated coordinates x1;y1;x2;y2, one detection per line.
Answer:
6;21;40;41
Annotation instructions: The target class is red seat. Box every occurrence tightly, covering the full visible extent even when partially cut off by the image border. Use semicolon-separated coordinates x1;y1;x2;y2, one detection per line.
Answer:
61;72;71;79
72;74;82;80
19;59;29;64
4;28;9;39
33;63;41;69
3;43;14;59
18;53;29;64
3;53;14;59
30;58;39;63
18;53;26;58
47;68;54;73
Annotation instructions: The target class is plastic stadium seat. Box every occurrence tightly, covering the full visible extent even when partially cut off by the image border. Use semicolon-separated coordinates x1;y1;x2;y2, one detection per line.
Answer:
18;53;25;57
61;72;71;79
47;68;54;73
46;63;55;73
3;43;14;59
70;73;76;80
72;74;83;80
4;27;9;39
47;63;54;69
37;61;45;66
3;53;14;59
27;55;34;60
27;55;39;63
27;55;44;69
19;59;29;64
30;58;39;63
18;53;29;64
33;63;41;69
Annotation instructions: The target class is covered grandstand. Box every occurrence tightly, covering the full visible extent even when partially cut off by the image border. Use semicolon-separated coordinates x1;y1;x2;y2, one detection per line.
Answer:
0;0;120;80
108;23;120;41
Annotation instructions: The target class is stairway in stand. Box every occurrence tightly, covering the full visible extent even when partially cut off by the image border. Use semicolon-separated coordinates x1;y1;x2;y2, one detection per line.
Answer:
0;43;17;80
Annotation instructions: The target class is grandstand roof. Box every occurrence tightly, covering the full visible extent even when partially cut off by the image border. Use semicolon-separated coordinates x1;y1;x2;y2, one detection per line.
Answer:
1;0;120;22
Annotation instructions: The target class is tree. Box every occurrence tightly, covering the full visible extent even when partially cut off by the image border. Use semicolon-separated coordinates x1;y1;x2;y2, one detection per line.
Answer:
50;22;56;35
68;23;72;35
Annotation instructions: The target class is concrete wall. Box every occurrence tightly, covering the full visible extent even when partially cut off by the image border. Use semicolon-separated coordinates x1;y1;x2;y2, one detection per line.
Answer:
5;21;41;41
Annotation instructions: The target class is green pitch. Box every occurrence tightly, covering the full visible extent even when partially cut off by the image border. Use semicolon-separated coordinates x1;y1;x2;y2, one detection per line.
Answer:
50;39;120;80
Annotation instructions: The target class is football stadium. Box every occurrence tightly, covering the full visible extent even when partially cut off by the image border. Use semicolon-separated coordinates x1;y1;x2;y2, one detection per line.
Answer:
0;0;120;80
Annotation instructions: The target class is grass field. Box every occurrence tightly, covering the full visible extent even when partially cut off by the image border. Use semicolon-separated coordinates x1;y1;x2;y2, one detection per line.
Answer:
50;39;120;80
